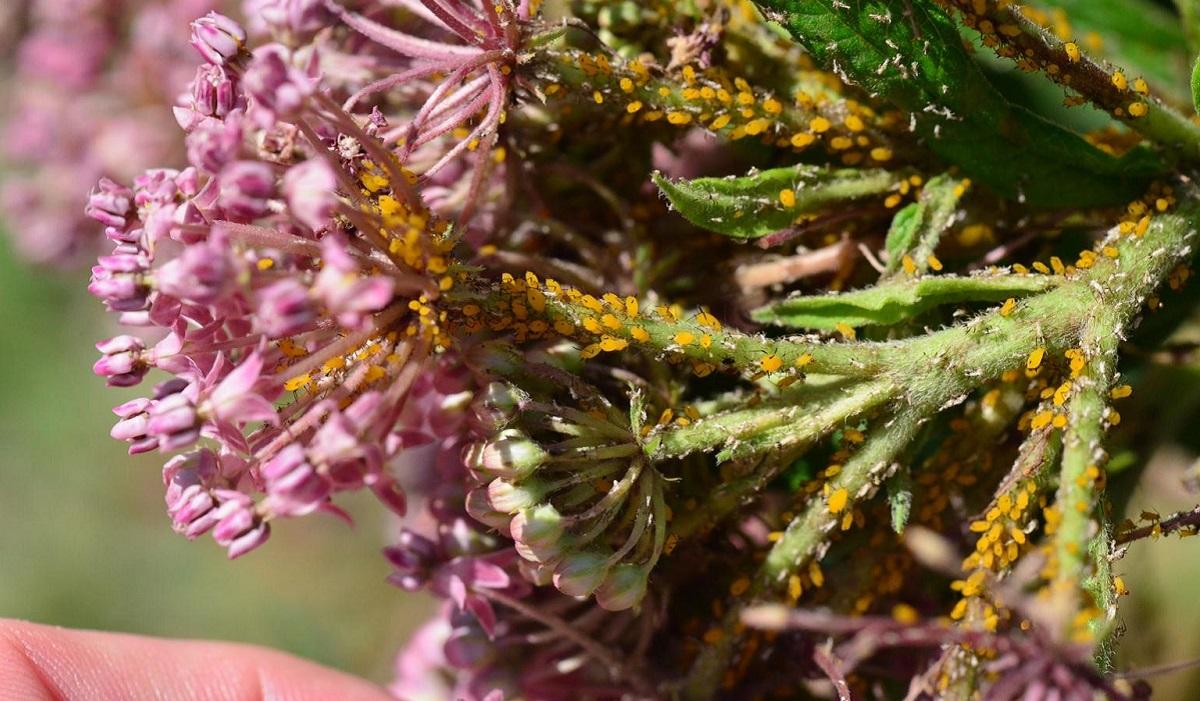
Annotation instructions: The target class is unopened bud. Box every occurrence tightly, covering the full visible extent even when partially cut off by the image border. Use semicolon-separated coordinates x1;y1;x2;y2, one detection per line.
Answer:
467;430;548;480
552;550;611;598
486;478;547;514
595;563;649;611
510;504;566;563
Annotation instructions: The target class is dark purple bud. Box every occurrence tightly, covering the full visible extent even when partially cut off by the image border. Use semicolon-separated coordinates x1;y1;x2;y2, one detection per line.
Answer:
191;12;247;66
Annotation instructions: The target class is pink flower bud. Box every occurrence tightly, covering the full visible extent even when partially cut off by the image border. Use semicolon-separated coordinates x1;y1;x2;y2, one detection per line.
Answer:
218;160;275;221
190;12;247;66
283;159;338;231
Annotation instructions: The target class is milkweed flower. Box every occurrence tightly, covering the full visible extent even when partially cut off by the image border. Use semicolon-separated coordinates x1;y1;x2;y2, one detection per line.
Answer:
86;1;535;558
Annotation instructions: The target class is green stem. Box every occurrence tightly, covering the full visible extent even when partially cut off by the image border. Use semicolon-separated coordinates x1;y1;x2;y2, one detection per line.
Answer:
680;409;925;700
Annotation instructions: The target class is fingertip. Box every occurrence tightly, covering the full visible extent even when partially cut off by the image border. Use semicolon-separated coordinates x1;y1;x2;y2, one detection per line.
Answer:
0;619;395;701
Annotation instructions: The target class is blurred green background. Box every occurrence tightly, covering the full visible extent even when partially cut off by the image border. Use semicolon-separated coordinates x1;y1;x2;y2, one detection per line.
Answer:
0;235;429;685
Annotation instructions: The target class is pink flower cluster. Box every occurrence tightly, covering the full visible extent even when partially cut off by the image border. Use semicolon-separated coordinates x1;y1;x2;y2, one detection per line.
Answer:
80;3;605;698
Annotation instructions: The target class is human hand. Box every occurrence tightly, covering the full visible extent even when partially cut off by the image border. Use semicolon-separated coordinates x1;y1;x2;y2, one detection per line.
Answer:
0;619;395;700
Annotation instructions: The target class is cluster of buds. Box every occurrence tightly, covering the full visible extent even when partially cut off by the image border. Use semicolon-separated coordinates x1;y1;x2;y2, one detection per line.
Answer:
461;349;667;611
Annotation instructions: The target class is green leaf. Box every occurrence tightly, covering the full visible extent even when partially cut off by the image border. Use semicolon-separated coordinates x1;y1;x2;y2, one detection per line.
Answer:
1033;0;1191;105
1192;54;1200;116
751;274;1057;330
753;0;1164;208
884;203;922;263
882;174;962;277
652;165;901;240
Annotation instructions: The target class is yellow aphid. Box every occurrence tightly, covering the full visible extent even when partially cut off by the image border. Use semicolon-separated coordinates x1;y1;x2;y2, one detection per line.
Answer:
809;116;831;133
1064;42;1080;62
624;296;639;317
891;603;919;624
902;255;917;275
674;331;695;346
619;77;634;92
667;111;693;125
779;188;797;208
836;322;856;340
631;326;650;342
1128;102;1148;118
1110;384;1133;399
927;254;944;271
284;374;312;391
1133;78;1149;95
809;562;825;587
828;488;849;514
791;132;816;148
870;147;893;162
1111;70;1128;90
795;353;813;368
592;90;604;104
626;101;643;114
844;114;865;132
1027;347;1045;370
788;574;803;601
599;336;628;352
729;577;751;597
760;355;783;373
999;298;1016;316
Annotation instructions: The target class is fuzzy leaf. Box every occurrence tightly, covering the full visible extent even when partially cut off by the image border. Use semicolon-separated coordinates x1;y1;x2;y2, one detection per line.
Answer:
883;174;961;276
753;0;1164;208
752;274;1057;330
653;166;900;240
